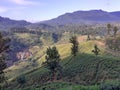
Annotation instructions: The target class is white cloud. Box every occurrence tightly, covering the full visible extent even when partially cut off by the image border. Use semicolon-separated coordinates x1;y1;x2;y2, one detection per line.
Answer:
0;6;7;13
9;0;37;5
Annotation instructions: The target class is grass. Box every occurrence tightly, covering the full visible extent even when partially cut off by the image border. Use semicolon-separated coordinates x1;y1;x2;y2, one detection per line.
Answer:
21;82;100;90
4;40;120;89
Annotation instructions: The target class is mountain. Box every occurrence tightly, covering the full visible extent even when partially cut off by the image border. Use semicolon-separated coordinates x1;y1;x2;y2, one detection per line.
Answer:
0;16;31;31
1;10;120;30
27;23;54;30
110;11;120;17
40;10;120;25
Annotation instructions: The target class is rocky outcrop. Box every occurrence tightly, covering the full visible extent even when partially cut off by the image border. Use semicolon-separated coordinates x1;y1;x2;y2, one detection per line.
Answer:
16;50;33;60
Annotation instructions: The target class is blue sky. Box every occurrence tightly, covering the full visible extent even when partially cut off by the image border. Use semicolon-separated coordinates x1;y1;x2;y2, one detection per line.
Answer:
0;0;120;22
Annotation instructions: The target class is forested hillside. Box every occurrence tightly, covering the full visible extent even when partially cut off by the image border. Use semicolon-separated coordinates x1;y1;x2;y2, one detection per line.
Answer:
0;10;120;90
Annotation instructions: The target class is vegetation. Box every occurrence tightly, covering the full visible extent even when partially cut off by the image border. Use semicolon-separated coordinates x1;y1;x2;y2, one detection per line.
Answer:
113;26;118;37
43;46;62;81
107;23;112;35
92;44;100;56
0;32;10;84
0;23;120;90
106;35;120;51
3;40;120;90
17;75;26;85
69;36;79;56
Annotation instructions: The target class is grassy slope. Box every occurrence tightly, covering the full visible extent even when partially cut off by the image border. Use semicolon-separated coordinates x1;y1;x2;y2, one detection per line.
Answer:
4;40;120;89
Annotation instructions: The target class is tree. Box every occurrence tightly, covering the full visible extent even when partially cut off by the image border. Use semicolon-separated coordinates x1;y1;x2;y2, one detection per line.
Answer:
107;24;112;35
0;32;10;84
113;26;118;37
106;36;120;51
69;36;79;56
17;75;26;85
43;46;62;81
87;34;91;41
92;44;100;56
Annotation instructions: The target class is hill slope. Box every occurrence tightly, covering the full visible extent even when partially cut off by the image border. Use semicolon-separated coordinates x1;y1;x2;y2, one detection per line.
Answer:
110;11;120;17
4;41;120;89
40;10;120;25
0;16;31;31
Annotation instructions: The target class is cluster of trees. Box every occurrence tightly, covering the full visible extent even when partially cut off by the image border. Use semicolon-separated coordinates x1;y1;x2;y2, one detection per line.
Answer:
42;35;79;81
106;36;120;51
107;24;119;37
0;32;10;85
10;27;42;35
43;35;100;82
106;24;120;51
1;23;120;89
0;28;102;87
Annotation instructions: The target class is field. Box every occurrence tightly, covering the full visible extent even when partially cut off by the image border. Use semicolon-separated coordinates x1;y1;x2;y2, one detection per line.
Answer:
4;40;120;90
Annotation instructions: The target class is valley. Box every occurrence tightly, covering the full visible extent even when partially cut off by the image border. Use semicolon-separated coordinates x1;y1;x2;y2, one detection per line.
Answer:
0;10;120;90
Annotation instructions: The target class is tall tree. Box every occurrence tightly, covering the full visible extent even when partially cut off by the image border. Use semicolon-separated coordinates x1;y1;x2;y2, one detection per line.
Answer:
87;34;91;41
107;24;112;35
44;46;62;81
113;26;118;37
69;36;79;56
92;44;100;56
0;32;10;84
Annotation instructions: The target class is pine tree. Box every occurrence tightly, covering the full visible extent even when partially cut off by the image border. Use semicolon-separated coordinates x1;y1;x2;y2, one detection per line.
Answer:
92;44;100;56
0;32;10;83
43;46;62;81
69;36;79;56
107;24;112;35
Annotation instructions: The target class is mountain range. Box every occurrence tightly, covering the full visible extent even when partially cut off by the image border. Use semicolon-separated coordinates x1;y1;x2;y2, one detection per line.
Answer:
1;10;120;30
41;10;120;25
0;16;31;31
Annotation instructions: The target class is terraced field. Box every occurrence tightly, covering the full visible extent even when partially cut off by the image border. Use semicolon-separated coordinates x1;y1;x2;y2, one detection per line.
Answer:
4;40;120;90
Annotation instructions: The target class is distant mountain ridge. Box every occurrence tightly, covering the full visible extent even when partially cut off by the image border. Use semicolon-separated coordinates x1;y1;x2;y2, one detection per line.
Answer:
40;10;120;25
1;10;120;30
110;11;120;17
0;16;31;31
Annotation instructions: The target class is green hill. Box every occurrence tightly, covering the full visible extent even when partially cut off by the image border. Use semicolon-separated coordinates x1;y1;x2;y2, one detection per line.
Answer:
4;40;120;90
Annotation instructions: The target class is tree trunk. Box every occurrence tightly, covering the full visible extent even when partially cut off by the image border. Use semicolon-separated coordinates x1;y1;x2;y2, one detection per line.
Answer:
52;71;56;81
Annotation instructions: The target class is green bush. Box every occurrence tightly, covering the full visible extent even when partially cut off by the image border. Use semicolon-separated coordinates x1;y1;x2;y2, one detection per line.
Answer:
17;75;26;84
100;83;120;90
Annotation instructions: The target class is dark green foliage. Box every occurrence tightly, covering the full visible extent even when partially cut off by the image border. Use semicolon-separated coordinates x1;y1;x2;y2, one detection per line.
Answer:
87;34;91;41
69;36;79;56
52;33;59;43
92;44;100;56
106;36;120;51
43;46;62;81
0;58;6;83
11;27;42;35
113;26;118;37
0;32;10;83
100;83;120;90
107;23;112;35
17;75;26;84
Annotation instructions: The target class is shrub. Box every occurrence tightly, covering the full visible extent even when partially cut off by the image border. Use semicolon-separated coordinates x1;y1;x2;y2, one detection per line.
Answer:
100;83;120;90
17;75;26;85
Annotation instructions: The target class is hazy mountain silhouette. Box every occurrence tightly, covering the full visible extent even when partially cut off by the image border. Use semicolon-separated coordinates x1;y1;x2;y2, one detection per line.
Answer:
1;10;120;30
110;11;120;17
0;16;31;30
40;10;120;25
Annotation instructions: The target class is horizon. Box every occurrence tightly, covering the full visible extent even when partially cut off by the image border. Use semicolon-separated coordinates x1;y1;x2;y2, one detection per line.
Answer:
1;9;120;23
0;0;120;22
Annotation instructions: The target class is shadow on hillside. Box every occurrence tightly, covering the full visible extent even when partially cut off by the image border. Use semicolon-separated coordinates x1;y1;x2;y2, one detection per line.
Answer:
6;53;120;89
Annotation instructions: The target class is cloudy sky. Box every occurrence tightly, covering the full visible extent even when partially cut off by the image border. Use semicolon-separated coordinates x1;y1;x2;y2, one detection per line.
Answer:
0;0;120;22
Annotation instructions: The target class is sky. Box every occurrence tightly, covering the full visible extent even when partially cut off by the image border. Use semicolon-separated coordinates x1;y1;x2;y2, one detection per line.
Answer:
0;0;120;22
